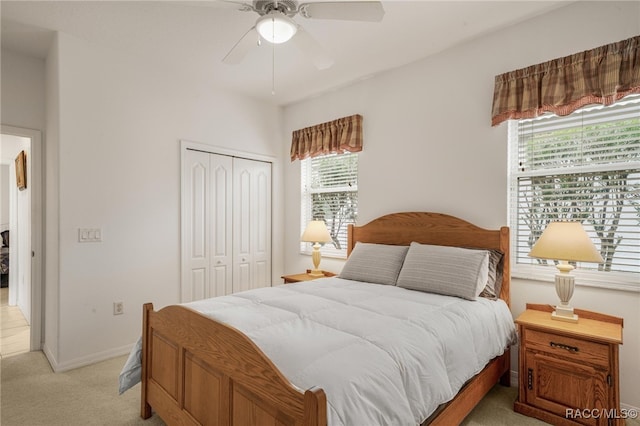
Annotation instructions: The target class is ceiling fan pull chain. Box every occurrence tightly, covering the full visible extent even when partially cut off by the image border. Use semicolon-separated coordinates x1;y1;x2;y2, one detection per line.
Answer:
272;34;276;95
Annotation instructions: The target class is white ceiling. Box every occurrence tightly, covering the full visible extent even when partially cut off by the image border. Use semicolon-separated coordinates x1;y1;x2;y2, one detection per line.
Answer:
1;0;572;106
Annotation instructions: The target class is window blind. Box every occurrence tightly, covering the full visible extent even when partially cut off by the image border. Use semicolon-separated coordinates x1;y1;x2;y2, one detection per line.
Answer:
301;152;358;258
510;96;640;279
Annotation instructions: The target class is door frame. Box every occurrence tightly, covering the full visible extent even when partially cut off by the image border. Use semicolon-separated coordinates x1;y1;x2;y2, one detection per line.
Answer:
180;140;274;302
1;124;43;351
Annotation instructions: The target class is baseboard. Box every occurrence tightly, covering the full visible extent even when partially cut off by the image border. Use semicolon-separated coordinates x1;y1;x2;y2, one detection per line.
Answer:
42;343;58;370
621;402;640;414
46;343;135;373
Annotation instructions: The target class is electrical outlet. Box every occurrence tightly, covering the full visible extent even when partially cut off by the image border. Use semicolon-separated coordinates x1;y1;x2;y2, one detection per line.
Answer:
113;301;124;315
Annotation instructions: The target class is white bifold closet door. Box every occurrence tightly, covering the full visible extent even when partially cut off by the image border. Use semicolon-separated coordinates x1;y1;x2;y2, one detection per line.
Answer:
182;149;271;302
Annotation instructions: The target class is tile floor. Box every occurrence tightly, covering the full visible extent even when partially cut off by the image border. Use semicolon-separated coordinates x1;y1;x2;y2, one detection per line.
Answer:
0;287;30;358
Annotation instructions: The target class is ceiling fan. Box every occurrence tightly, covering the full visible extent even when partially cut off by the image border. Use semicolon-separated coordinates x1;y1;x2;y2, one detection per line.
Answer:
222;0;385;70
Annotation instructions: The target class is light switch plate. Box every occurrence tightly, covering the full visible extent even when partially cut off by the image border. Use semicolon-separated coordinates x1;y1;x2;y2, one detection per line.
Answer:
78;228;103;242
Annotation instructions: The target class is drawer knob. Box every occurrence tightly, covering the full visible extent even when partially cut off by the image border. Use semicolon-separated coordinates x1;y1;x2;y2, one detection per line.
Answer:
550;341;579;353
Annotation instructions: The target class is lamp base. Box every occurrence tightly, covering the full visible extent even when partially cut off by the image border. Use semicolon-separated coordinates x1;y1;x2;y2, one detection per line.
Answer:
552;268;578;323
552;305;579;323
309;242;324;277
308;269;324;277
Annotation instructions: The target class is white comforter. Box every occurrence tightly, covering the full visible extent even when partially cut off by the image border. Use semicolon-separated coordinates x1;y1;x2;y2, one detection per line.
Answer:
179;277;516;425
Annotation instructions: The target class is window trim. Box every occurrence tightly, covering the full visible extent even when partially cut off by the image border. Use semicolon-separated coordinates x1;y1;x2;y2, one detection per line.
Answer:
513;264;640;293
300;152;358;260
507;114;640;292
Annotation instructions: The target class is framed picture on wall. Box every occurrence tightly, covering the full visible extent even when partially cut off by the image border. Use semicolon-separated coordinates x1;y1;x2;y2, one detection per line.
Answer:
15;150;26;190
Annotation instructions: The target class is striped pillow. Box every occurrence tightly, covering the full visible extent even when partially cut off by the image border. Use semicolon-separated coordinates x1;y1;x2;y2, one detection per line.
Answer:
397;242;490;300
339;242;409;286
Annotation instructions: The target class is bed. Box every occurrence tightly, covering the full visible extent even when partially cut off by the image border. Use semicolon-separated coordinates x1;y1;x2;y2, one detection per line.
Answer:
138;212;513;425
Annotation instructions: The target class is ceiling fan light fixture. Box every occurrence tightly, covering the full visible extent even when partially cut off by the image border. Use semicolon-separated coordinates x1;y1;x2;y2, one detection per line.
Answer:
256;12;297;44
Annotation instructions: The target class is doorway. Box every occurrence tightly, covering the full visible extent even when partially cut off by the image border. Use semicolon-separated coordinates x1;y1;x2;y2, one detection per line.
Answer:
0;125;42;353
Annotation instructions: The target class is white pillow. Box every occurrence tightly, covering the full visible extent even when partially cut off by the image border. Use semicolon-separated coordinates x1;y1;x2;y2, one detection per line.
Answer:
339;242;409;286
396;242;489;300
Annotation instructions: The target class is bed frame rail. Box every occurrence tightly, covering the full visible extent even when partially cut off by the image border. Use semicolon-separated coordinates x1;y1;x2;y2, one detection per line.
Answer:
141;303;327;426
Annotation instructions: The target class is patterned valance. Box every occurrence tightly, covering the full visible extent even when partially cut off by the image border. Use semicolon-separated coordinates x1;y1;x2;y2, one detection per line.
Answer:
290;114;363;161
491;35;640;126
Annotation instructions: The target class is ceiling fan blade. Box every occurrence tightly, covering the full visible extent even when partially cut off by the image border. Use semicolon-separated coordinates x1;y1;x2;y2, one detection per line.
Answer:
167;1;253;11
222;26;259;64
291;26;334;70
220;0;255;12
299;1;384;22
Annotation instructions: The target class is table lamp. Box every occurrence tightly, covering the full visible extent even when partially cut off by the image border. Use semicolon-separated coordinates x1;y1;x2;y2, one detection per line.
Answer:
301;220;333;277
528;221;604;323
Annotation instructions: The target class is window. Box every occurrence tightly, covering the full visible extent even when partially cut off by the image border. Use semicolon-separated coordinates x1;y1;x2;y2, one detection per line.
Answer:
301;152;358;258
509;96;640;290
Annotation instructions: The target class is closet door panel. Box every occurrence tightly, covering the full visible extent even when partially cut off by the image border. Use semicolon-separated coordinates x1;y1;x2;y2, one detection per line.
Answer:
236;263;251;293
233;158;271;292
252;165;271;289
233;167;252;292
182;149;210;302
210;154;233;296
254;261;269;289
191;269;207;301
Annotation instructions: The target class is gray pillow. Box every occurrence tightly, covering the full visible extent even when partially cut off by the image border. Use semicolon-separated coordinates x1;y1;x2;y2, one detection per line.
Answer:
396;242;490;300
339;242;409;286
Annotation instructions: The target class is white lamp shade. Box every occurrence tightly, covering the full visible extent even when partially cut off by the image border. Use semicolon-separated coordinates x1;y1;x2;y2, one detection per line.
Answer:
256;12;297;44
528;221;604;264
301;220;332;243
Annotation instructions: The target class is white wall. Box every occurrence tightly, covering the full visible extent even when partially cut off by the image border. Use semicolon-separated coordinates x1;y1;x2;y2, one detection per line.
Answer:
2;32;286;371
44;35;61;362
40;32;283;370
282;1;640;409
0;165;8;228
1;47;46;348
0;49;46;131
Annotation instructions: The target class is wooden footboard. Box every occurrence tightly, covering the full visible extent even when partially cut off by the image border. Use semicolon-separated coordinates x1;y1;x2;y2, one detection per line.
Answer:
141;301;510;426
140;303;327;426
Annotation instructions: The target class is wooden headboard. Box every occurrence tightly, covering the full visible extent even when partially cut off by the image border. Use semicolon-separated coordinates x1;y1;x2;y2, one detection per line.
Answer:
347;212;510;306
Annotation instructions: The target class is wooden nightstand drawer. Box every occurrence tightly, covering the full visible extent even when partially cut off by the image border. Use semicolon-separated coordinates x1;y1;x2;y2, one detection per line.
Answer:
524;328;610;367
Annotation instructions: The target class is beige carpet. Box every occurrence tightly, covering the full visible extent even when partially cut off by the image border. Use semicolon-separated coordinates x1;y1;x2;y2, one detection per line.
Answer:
1;351;637;425
1;351;164;426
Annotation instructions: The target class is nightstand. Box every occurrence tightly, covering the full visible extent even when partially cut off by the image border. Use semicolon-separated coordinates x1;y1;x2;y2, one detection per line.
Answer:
281;270;336;283
514;303;624;426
